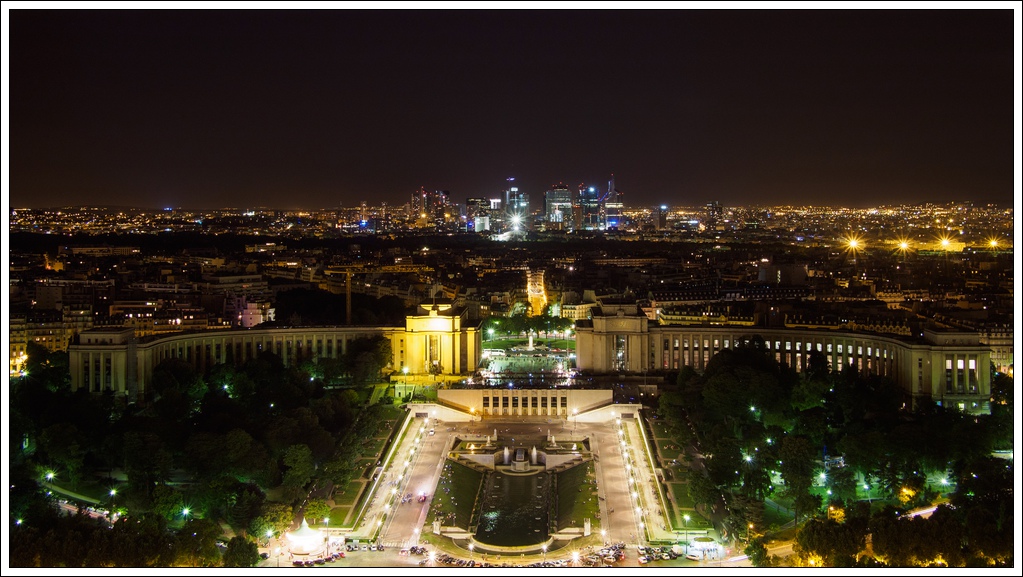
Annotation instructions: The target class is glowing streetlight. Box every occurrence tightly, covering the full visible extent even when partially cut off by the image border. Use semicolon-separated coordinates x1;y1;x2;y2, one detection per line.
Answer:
45;471;55;482
468;543;474;560
542;544;547;563
683;514;690;543
403;365;409;386
182;507;191;518
844;235;863;273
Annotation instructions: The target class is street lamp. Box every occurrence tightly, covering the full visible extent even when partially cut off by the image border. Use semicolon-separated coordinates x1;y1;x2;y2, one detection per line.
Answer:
403;365;409;387
468;543;474;561
573;408;578;432
683;514;690;543
542;544;547;563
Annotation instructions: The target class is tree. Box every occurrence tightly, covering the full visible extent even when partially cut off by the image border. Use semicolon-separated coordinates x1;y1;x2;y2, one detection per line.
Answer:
222;536;260;568
778;435;818;512
38;423;86;488
683;467;721;511
745;537;770;567
173;517;223;567
676;365;698;388
151;482;185;521
281;444;315;499
791;491;823;526
795;517;864;567
249;501;294;538
828;466;859;503
227;484;266;534
304;498;331;525
986;372;1013;451
122;431;174;498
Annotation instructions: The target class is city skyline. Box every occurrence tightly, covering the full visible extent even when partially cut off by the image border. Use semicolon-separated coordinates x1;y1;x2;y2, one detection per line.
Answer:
7;5;1019;210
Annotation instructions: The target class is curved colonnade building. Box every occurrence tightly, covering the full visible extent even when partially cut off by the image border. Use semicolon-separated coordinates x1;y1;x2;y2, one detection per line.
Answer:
68;304;481;402
69;304;993;416
575;306;992;415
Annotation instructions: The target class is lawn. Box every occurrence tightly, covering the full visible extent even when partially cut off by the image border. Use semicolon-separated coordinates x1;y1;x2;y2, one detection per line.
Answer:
555;461;600;531
329;505;353;527
333;480;364;506
428;459;484;529
650;420;673;438
762;501;793;530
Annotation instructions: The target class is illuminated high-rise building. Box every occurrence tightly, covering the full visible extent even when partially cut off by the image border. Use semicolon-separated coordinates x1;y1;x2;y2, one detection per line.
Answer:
544;182;573;230
465;197;490;232
411;187;452;227
504;177;529;231
578;183;602;230
603;173;623;230
706;201;723;225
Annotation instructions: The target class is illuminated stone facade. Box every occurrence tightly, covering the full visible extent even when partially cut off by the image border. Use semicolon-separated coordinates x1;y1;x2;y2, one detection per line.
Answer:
68;305;481;402
437;388;613;418
576;308;993;415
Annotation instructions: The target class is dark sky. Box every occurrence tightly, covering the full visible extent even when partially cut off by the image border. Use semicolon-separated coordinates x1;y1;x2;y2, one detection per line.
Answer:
7;8;1017;210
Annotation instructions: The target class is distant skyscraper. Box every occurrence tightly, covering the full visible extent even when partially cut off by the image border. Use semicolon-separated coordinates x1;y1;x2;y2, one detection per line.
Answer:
705;201;723;230
578;184;601;230
505;177;529;231
544;182;573;230
410;187;451;227
604;173;623;230
465;197;490;232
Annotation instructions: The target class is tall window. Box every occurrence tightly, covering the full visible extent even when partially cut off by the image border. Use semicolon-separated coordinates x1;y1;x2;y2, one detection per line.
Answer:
945;358;954;394
613;335;626;372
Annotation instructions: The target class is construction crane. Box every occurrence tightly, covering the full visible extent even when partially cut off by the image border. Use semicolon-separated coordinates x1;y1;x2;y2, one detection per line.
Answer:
322;264;435;324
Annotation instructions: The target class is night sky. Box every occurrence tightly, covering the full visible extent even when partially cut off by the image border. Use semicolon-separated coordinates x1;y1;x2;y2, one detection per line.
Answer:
7;7;1018;210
